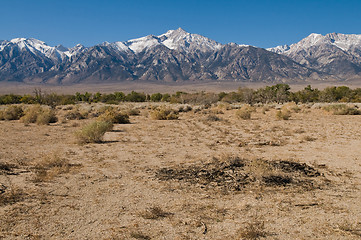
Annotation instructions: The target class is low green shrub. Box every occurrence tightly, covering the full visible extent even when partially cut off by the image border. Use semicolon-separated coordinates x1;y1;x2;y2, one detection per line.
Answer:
2;105;24;120
75;120;113;144
236;105;254;120
276;109;291;120
323;104;360;115
150;107;178;120
98;109;130;124
21;105;57;125
64;108;87;120
205;114;222;121
36;109;58;125
127;108;141;116
178;105;192;112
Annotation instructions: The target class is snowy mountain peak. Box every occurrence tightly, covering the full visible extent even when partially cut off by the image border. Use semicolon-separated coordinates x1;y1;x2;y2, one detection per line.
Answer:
55;45;68;52
0;37;87;61
10;37;48;50
268;32;361;54
269;44;290;54
125;34;162;53
7;37;62;59
10;37;28;43
110;41;131;53
324;32;361;51
161;27;188;38
158;28;222;52
63;44;87;58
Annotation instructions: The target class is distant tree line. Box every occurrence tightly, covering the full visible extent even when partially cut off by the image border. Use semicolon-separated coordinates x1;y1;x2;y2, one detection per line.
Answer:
1;84;361;106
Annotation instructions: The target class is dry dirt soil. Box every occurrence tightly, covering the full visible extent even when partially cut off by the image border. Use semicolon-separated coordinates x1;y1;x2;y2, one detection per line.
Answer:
0;103;361;239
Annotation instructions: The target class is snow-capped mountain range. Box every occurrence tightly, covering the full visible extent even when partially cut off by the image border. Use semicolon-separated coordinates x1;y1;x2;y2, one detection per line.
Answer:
0;28;360;84
268;33;361;78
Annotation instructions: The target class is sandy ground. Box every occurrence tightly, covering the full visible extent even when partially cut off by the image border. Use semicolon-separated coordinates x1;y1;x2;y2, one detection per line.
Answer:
0;103;361;239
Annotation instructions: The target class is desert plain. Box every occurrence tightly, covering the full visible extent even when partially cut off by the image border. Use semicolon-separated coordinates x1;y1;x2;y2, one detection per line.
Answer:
0;101;361;239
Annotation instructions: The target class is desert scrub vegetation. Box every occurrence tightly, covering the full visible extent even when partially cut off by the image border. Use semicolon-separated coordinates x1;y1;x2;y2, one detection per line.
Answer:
336;220;361;237
236;220;267;239
205;114;223;122
63;107;88;120
75;120;113;144
126;108;141;116
150;107;179;120
177;105;192;112
323;104;361;115
282;102;301;113
156;155;322;192
1;85;361;107
20;105;57;125
97;108;130;124
0;105;24;120
236;105;255;120
0;186;25;206
32;153;77;182
141;206;172;220
276;109;291;120
275;102;300;120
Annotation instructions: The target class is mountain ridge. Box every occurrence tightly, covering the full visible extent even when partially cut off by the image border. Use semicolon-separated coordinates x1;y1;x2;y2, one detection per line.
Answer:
0;29;360;84
268;33;361;78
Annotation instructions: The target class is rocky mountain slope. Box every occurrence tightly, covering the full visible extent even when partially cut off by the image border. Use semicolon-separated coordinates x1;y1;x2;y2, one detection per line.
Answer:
268;33;361;79
1;29;360;84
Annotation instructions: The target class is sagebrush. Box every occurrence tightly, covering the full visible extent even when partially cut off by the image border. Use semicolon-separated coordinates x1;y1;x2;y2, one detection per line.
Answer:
75;120;113;144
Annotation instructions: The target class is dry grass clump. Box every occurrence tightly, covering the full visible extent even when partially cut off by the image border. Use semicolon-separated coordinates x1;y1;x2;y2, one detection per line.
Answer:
0;187;25;206
236;220;267;239
150;107;179;120
205;114;223;122
20;105;57;125
20;105;42;123
177;105;192;112
276;109;291;120
64;108;87;120
236;105;255;120
126;108;141;116
245;158;275;181
98;109;130;124
323;104;360;115
282;102;301;113
36;108;58;125
32;153;77;182
261;105;271;114
141;206;172;220
302;135;317;142
130;232;151;240
75;120;113;144
0;162;18;175
275;103;300;120
0;105;24;120
337;221;361;237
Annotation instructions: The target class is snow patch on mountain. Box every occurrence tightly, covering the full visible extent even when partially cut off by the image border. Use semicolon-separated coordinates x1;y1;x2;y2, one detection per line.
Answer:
158;27;222;52
64;44;87;58
110;41;131;52
125;35;162;53
0;38;88;62
268;33;361;54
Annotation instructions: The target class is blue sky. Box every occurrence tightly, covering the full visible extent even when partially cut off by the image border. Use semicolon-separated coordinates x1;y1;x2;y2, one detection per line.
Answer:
1;0;361;48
